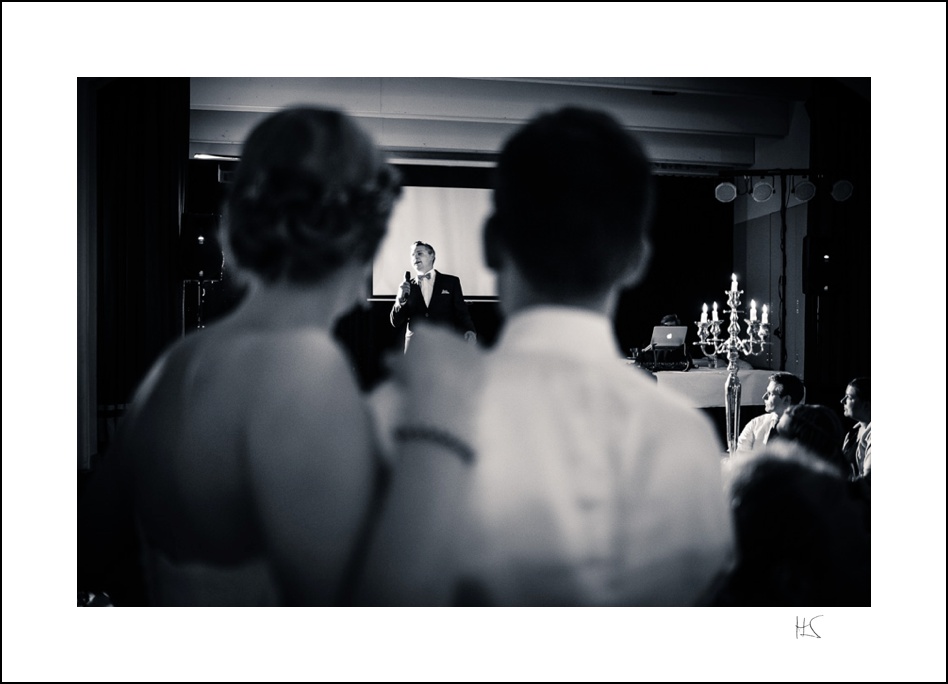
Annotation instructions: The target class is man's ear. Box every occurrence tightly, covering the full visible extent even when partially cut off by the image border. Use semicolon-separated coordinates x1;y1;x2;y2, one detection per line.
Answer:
483;214;505;271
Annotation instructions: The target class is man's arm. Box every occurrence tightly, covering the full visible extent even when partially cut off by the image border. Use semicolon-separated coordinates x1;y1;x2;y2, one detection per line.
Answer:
390;286;414;328
354;327;484;606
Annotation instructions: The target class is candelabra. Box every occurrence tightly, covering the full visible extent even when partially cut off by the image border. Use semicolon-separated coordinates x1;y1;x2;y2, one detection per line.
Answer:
694;274;770;455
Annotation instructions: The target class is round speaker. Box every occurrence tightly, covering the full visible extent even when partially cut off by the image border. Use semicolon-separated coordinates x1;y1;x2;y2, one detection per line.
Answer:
715;182;737;203
831;180;854;202
794;180;817;202
752;180;774;203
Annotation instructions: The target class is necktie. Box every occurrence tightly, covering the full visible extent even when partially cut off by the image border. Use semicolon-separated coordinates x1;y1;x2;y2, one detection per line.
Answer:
418;273;431;281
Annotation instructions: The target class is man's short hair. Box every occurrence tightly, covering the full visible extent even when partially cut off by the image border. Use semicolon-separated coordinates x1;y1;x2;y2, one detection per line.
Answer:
486;106;654;298
769;373;806;405
411;240;435;258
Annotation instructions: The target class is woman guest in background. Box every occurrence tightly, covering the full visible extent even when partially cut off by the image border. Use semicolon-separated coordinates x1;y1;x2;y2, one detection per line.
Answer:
841;377;871;483
79;106;402;605
774;403;870;533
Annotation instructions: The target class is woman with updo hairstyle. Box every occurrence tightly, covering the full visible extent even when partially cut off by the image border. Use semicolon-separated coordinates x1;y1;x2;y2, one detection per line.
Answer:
225;106;400;285
79;106;402;606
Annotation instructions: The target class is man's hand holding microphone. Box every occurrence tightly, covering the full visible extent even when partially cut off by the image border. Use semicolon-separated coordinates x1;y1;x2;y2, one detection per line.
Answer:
397;271;411;305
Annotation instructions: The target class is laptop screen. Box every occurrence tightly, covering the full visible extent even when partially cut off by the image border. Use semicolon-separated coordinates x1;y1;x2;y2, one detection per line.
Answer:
650;325;688;348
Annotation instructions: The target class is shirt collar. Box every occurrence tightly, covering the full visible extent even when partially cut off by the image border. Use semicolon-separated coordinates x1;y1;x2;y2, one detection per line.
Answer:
496;305;620;361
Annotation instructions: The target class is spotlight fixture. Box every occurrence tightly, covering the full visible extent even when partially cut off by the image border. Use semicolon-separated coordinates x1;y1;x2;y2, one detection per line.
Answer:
792;178;817;202
715;181;738;203
831;179;854;202
752;178;774;203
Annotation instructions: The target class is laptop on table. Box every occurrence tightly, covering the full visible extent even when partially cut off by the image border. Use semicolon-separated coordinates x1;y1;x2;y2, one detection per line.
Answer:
649;325;688;349
642;325;690;370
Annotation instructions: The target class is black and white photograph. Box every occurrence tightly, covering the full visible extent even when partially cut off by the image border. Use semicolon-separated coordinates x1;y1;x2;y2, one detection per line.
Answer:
3;2;945;682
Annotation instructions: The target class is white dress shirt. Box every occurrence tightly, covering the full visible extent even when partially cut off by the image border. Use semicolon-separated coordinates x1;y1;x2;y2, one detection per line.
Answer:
418;270;434;307
454;306;733;606
736;412;778;453
855;421;871;478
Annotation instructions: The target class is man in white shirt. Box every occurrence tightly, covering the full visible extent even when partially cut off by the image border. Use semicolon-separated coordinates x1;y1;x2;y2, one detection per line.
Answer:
359;107;733;606
736;373;806;453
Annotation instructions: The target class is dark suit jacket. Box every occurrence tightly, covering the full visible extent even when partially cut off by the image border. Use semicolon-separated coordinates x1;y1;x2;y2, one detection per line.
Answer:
390;271;476;344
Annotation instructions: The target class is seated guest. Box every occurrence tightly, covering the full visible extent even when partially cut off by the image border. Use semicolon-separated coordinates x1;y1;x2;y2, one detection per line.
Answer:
357;106;733;607
79;106;402;605
840;377;871;482
775;403;847;475
711;442;871;607
735;372;805;453
774;402;871;533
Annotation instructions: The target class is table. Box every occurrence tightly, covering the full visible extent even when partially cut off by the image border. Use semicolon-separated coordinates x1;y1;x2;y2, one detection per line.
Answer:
653;368;772;408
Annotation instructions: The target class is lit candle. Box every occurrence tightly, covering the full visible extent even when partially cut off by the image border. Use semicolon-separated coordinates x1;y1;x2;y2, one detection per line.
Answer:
701;303;708;323
761;304;769;325
712;302;719;321
731;273;738;292
750;300;757;322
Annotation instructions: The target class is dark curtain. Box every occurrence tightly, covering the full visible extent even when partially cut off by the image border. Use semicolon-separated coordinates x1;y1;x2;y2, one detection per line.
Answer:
96;78;189;446
803;79;871;406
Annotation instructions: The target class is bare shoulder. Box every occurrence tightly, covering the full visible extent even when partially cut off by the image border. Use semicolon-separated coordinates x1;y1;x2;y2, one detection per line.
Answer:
242;329;376;499
245;329;363;414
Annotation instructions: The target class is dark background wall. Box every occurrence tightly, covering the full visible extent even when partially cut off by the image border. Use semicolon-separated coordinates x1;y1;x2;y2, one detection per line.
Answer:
614;175;735;356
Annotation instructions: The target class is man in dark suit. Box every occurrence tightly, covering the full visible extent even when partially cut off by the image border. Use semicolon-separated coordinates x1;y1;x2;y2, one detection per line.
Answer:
390;240;476;352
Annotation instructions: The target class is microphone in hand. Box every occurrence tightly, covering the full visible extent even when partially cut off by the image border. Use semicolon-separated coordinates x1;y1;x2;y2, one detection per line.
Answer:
398;271;411;303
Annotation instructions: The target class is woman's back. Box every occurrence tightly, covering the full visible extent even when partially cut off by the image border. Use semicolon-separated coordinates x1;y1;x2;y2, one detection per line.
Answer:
78;105;402;605
114;320;379;605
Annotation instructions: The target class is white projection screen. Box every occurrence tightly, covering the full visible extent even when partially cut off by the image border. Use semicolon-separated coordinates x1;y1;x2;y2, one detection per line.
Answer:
372;184;498;299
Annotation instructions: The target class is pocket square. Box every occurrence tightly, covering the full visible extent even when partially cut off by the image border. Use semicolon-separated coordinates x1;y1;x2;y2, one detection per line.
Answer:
441;289;450;294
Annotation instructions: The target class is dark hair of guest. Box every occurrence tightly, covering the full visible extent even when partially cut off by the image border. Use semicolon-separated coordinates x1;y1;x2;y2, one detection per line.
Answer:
848;377;870;403
779;404;847;474
487;106;655;298
224;106;401;284
769;372;806;404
